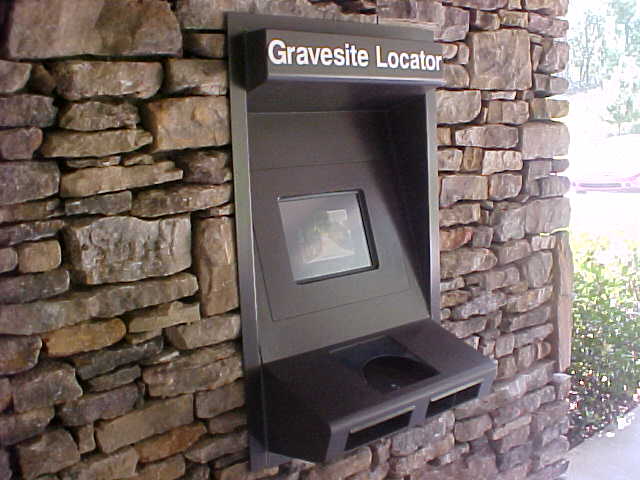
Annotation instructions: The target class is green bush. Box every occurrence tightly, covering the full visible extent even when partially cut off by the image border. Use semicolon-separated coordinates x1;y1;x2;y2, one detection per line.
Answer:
568;234;640;445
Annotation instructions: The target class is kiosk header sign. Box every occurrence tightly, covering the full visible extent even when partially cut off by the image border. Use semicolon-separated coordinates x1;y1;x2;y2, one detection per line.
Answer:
246;29;445;87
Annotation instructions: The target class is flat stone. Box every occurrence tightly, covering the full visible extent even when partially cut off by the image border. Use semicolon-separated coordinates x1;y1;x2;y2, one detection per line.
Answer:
538;175;570;198
442;317;487;338
176;0;370;29
59;101;139;131
525;197;570;234
143;96;230;152
166;313;240;350
64;215;191;285
135;423;207;463
493;239;532;266
165;59;227;96
95;394;194;454
194;217;239;317
208;410;246;434
58;384;139;426
391;411;454;456
0;59;31;93
175;149;232;185
127;301;200;333
470;10;500;30
501;305;551;332
455;125;519;148
0;335;41;375
529;98;569;120
0;161;60;206
520;251;553;289
73;336;164;380
184;33;226;58
0;407;54;446
489;173;522;201
195;381;245;419
508;286;553;314
450;0;507;8
528;13;568;38
0;198;63;225
144;354;243;397
17;429;80;480
0;219;64;248
435;6;470;42
65;191;132;216
523;0;568;15
5;0;181;59
453;291;507;320
131;184;231;218
440;175;488;207
52;60;162;101
185;430;248;464
520;121;569;160
73;424;96;454
41;129;152;158
196;203;234;218
17;240;61;273
66;156;122;169
441;248;497;278
42;318;126;357
0;127;42;159
454;414;492;442
486;100;529;125
389;434;454;476
438;149;463;172
440;227;474;252
467;266;520;291
10;360;82;412
60;161;182;197
0;268;69;304
126;330;162;345
123;153;154;166
440;203;482;227
88;365;141;392
0;94;57;128
482;150;523;175
0;294;89;336
59;446;139;480
437;90;482;124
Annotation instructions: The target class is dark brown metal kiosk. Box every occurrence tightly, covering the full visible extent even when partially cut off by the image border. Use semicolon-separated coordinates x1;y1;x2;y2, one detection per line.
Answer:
228;13;497;471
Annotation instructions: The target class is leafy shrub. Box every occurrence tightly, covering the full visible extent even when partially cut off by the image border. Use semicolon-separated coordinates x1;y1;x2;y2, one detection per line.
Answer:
568;234;640;446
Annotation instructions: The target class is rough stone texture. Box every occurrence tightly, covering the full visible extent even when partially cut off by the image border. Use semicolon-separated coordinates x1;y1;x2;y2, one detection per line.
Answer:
529;98;569;120
440;175;488;207
59;101;140;131
65;191;133;217
135;423;207;463
486;100;530;125
483;150;523;175
441;248;497;278
438;149;463;171
0;59;31;93
0;198;63;225
0;268;69;304
166;313;241;350
52;61;163;100
455;125;519;148
195;381;245;419
5;0;181;59
0;220;65;247
440;227;474;252
95;394;194;454
17;429;80;480
63;215;191;285
520;121;569;160
143;96;230;152
467;29;532;90
194;217;239;317
207;410;246;434
0;407;54;446
59;446;139;480
437;90;482;124
0;161;60;206
184;33;226;58
0;94;57;127
0;127;42;159
175;149;232;184
0;449;10;478
41;129;153;159
0;335;41;375
87;365;141;392
165;59;228;95
440;203;482;227
42;318;126;357
489;173;523;201
58;384;138;427
525;198;571;234
132;184;232;218
185;430;248;464
16;240;61;273
10;360;82;412
127;301;201;333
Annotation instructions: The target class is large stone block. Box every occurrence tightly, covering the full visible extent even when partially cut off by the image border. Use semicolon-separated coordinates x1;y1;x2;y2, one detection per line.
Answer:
194;217;239;317
0;95;57;128
135;423;207;463
166;313;241;350
0;198;63;225
482;150;523;175
175;149;231;185
389;434;454;476
525;197;570;234
435;6;470;42
0;268;69;304
42;129;152;159
441;248;497;278
453;292;507;320
59;446;139;480
455;125;519;148
440;175;488;207
0;127;42;160
486;100;529;125
195;381;244;418
0;407;54;446
58;384;139;426
5;0;181;59
127;301;200;333
520;121;569;159
490;203;526;242
42;318;126;357
0;219;64;248
538;41;569;74
10;360;82;412
0;335;41;375
64;215;191;285
143;96;230;152
164;59;228;96
131;184;232;218
467;29;532;90
0;294;90;335
0;161;59;206
95;394;194;454
59;101;140;131
493;239;532;265
17;429;80;480
437;90;482;124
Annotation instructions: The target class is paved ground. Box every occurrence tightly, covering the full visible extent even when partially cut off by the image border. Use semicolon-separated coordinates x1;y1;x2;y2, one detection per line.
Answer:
565;408;640;479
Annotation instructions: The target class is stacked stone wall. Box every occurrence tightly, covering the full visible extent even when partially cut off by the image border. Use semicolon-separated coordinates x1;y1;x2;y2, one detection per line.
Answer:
0;0;572;479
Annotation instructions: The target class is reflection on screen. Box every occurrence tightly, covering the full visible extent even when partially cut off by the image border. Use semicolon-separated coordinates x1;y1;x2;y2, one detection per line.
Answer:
279;191;376;283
